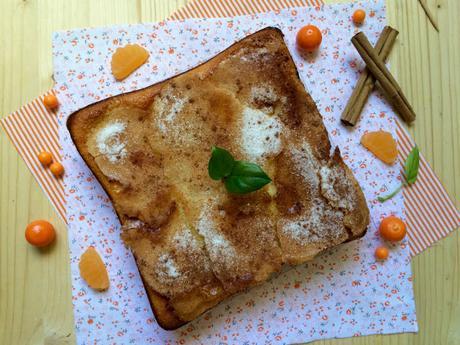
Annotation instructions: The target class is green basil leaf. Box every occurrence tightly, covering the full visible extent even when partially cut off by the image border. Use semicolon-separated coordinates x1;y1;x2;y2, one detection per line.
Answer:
208;146;235;180
404;146;420;185
224;161;271;194
377;184;403;202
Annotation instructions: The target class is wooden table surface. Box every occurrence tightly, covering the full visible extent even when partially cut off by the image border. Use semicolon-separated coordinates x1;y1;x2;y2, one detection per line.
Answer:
1;0;458;344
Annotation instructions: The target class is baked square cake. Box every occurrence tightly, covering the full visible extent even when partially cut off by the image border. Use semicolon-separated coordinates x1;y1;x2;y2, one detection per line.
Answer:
67;27;369;329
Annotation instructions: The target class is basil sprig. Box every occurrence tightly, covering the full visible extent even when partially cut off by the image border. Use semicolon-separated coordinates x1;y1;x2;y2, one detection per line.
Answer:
208;146;235;180
208;146;272;194
404;146;420;185
378;146;420;202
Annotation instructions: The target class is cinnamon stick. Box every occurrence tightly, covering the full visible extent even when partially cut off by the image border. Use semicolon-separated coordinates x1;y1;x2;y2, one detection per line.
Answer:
351;32;416;124
341;26;398;126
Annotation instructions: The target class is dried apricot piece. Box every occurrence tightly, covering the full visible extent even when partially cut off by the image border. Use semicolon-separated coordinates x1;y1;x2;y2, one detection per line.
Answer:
361;130;398;165
111;44;149;81
79;246;110;291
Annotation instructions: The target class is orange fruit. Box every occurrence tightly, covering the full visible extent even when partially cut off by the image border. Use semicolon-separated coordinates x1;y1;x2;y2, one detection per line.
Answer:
79;247;110;291
111;44;150;81
375;246;389;260
352;9;366;25
43;94;59;109
379;216;407;242
25;220;56;247
296;25;322;52
38;151;53;166
360;130;398;165
49;162;64;177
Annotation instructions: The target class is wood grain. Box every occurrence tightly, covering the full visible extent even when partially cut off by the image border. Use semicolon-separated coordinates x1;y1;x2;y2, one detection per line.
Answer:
0;0;458;344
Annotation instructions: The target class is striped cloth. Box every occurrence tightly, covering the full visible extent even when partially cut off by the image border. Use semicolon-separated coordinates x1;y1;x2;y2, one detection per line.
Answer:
169;0;324;19
396;121;460;255
1;91;66;221
1;0;459;256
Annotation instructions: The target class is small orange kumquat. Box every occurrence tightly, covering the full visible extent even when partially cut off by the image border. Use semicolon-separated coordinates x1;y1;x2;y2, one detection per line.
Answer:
49;162;65;177
379;216;407;242
352;9;366;25
43;94;59;109
38;151;53;166
296;25;322;52
25;220;56;247
375;246;389;260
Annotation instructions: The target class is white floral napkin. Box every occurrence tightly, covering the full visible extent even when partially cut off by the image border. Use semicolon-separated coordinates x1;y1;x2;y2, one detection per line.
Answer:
53;1;417;344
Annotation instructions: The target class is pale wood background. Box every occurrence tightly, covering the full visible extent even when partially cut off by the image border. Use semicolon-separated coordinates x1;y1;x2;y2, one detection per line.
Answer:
0;0;458;344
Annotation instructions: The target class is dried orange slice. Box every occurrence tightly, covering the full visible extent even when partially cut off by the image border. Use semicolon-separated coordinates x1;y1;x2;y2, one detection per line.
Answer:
361;130;398;165
111;44;149;81
79;246;110;291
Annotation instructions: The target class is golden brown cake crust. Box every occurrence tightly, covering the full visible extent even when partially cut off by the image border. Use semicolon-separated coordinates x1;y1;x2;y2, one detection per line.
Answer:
67;27;370;330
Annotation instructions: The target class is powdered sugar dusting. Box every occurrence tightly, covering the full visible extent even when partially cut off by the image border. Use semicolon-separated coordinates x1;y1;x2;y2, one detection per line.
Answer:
197;206;237;269
290;143;357;211
239;47;270;62
156;253;181;279
95;121;127;163
155;92;188;134
121;219;144;231
281;199;344;244
173;227;200;251
320;166;355;210
290;143;320;192
249;84;283;113
282;220;321;243
283;143;351;244
251;85;278;104
241;106;282;161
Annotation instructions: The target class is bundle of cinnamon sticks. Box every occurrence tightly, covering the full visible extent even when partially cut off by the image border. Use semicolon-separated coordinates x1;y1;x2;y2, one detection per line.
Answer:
341;26;416;126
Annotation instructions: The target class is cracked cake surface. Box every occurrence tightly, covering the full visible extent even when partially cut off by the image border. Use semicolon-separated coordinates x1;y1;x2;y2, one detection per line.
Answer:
67;27;369;330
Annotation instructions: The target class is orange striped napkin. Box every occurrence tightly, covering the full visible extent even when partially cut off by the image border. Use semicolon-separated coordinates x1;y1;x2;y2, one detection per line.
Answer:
1;90;66;221
1;0;459;257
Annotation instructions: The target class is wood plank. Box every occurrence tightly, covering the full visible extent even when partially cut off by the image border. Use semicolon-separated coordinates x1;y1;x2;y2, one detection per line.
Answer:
385;2;459;345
